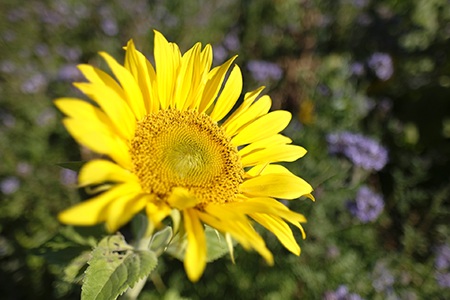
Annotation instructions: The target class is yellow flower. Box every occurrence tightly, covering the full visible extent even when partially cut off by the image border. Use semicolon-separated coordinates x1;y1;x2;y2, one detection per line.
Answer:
56;30;314;282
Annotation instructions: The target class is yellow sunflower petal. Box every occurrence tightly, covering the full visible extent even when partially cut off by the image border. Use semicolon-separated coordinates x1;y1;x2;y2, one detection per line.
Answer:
241;144;307;167
240;173;313;199
58;183;140;226
238;134;292;157
104;192;148;232
198;209;274;265
146;201;172;227
222;86;265;129
198;55;237;113
74;82;135;140
154;30;181;109
246;164;294;177
124;39;156;114
231;110;292;146
209;65;243;122
99;51;146;120
250;213;300;255
167;187;199;210
54;98;119;135
183;208;206;282
77;64;125;98
78;159;138;187
223;94;271;137
174;42;202;109
185;44;213;110
62;118;131;168
233;196;307;238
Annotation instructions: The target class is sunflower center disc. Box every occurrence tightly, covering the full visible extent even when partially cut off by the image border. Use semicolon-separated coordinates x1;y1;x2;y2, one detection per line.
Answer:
130;109;243;206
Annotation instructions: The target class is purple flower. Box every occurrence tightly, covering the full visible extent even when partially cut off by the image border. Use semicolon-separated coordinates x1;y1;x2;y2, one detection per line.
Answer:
213;45;228;65
0;110;16;128
436;272;450;288
368;52;393;81
1;177;20;195
247;60;283;82
323;285;364;300
348;186;384;223
327;132;388;171
21;73;48;94
435;244;450;288
60;169;78;186
101;19;119;36
350;62;365;77
372;261;395;292
435;245;450;270
57;64;83;82
223;32;240;52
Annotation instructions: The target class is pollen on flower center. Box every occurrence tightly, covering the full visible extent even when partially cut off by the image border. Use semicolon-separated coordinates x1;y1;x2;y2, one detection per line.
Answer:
130;109;244;206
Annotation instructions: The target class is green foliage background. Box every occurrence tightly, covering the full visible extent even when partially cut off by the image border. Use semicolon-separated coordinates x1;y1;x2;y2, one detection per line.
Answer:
1;0;449;299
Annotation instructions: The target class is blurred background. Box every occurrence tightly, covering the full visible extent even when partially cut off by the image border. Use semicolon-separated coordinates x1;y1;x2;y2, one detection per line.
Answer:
1;0;449;299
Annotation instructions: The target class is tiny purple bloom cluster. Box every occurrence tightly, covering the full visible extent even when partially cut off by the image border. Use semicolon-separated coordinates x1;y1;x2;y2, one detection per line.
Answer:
327;132;388;171
367;52;393;81
372;261;395;293
323;285;364;300
247;60;283;82
435;244;450;288
0;176;20;195
348;186;384;223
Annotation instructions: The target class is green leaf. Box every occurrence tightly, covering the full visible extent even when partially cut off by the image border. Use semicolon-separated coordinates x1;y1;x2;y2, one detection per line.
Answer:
166;225;230;263
81;234;158;300
149;226;173;255
204;226;230;262
63;250;91;283
131;213;150;241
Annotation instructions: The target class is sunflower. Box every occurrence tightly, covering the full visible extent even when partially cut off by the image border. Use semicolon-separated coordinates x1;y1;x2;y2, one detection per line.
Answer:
56;30;314;282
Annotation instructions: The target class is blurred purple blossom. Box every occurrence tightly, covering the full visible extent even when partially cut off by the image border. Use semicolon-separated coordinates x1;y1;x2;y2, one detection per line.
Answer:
101;19;119;36
435;244;450;270
7;7;28;22
372;261;395;292
56;45;82;62
21;73;48;94
34;44;50;57
0;111;16;128
436;273;450;288
1;177;20;195
57;64;83;82
435;244;450;287
36;108;56;127
2;30;17;43
327;131;388;171
247;60;283;82
60;169;78;186
368;52;393;81
223;32;240;51
348;186;384;223
350;62;365;77
323;285;364;300
0;60;16;74
213;45;228;65
16;162;33;176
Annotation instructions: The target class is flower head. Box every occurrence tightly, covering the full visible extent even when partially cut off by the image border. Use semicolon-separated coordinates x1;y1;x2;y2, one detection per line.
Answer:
435;244;450;288
347;186;384;223
367;52;393;81
247;60;283;82
56;31;313;281
323;285;364;300
327;131;388;171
